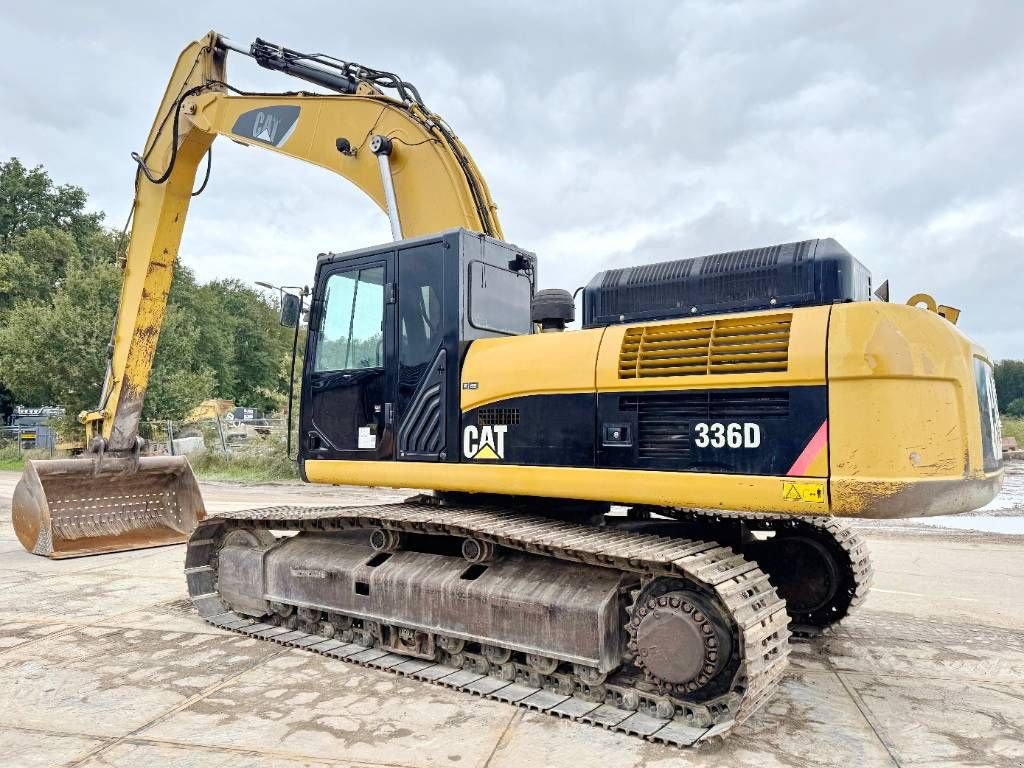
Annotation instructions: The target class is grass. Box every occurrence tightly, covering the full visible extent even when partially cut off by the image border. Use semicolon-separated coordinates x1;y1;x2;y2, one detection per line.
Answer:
1002;416;1024;446
0;444;24;471
0;446;62;471
0;435;298;482
186;437;299;482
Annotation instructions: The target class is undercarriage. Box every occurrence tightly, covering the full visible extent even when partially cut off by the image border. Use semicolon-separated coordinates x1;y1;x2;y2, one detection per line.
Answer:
185;498;871;746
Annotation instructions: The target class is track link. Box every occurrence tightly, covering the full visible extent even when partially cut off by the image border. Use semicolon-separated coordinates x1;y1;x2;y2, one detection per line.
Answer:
186;502;791;746
663;509;873;636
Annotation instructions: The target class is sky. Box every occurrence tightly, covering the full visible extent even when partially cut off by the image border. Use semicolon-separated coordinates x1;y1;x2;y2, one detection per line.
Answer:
1;1;1021;358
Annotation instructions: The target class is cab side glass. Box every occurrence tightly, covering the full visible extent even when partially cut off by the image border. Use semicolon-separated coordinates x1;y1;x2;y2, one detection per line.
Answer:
314;266;386;372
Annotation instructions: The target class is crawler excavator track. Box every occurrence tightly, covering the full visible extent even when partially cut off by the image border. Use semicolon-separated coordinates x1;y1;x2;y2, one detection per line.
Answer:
186;501;792;746
658;509;874;637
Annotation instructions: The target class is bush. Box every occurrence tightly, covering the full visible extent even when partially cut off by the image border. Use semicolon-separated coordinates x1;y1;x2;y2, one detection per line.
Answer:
186;433;298;482
1005;398;1024;419
1003;417;1024;447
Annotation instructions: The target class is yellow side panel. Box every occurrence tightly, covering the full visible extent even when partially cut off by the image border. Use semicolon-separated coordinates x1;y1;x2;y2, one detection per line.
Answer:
460;328;606;410
828;301;1001;516
595;305;830;392
305;460;831;515
833;379;963;477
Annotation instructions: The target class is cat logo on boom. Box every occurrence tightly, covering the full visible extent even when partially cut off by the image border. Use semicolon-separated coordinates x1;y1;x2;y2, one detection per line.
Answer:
463;424;507;460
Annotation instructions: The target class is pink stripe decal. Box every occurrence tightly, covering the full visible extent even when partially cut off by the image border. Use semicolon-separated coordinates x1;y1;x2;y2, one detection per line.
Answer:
787;420;828;476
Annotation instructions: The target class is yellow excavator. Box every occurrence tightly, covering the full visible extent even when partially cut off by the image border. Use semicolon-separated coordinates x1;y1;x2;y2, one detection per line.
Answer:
12;32;1003;744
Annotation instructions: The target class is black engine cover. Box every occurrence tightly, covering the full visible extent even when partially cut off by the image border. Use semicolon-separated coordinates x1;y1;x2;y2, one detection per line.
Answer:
582;238;871;328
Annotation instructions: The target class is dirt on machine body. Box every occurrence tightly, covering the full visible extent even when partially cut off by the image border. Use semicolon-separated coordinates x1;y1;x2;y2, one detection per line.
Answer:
12;31;1001;744
186;501;875;743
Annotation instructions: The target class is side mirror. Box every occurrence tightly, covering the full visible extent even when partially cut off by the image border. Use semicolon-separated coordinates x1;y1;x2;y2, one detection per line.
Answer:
280;292;302;328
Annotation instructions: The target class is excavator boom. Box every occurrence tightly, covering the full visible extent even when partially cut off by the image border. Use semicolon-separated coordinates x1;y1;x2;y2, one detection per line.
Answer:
9;29;1001;745
13;31;501;557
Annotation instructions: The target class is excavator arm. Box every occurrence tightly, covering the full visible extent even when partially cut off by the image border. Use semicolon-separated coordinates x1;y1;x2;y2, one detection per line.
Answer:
87;31;502;453
13;31;503;557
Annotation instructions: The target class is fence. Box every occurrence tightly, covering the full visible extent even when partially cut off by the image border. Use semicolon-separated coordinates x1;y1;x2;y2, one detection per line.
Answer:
139;416;289;457
0;424;59;455
1;416;290;460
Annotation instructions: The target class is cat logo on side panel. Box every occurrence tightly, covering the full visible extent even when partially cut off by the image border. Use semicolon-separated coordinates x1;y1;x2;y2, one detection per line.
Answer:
463;425;507;460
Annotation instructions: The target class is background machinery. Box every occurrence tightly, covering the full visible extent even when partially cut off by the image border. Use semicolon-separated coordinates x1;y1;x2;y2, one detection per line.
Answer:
4;406;65;451
13;33;1003;743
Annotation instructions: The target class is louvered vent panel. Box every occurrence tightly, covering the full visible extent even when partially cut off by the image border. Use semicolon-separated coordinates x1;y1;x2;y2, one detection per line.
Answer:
709;315;791;374
478;408;521;426
619;314;791;378
620;391;790;460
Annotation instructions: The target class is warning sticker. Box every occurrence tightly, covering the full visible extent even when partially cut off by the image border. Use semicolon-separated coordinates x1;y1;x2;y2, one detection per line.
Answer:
782;481;825;503
358;426;376;450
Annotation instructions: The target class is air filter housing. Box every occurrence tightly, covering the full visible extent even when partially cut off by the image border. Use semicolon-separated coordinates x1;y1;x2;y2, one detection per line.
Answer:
582;238;871;329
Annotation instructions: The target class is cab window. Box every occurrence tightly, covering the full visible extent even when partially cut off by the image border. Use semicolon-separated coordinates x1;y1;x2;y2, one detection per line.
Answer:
468;260;532;335
314;266;385;371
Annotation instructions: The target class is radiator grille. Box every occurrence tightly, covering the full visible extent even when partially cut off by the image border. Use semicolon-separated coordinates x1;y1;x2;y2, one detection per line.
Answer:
477;408;521;426
619;313;792;378
620;391;790;460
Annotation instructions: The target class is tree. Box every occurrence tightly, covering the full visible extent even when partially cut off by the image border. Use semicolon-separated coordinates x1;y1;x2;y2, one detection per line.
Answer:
0;158;104;250
0;157;293;424
0;250;50;314
0;254;217;421
170;273;293;412
144;303;217;420
0;255;119;415
0;158;109;422
203;279;292;411
994;360;1024;414
0;227;80;313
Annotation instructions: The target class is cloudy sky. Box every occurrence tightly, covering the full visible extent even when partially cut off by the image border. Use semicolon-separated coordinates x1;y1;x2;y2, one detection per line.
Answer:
1;1;1021;358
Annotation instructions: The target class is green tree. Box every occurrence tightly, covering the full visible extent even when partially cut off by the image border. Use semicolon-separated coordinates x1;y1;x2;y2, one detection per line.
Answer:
0;158;104;250
0;157;292;424
170;274;293;412
0;227;81;313
0;250;50;314
144;303;217;419
994;360;1024;414
204;279;292;411
0;158;108;421
0;255;119;415
0;254;217;421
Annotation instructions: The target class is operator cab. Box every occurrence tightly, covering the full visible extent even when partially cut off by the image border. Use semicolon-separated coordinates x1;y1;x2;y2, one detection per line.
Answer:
299;228;535;472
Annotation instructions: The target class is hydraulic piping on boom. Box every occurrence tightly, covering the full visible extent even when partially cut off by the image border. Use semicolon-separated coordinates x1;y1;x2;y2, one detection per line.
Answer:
12;31;501;558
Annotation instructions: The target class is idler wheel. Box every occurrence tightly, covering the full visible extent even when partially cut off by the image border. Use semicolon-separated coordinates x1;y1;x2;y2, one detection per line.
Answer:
748;534;843;620
223;527;276;548
628;590;731;691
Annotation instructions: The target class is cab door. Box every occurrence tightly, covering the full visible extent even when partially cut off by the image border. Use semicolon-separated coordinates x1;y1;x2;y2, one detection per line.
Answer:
393;242;452;461
300;255;394;463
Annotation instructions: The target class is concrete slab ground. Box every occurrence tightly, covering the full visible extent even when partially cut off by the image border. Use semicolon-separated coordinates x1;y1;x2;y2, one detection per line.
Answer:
1;468;1023;767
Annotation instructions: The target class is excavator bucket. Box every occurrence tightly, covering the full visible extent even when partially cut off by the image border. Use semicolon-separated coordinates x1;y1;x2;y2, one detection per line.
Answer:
12;456;206;559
